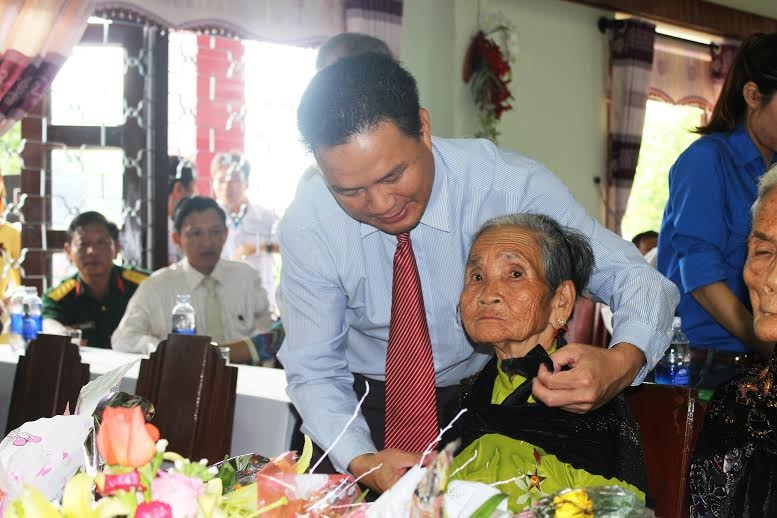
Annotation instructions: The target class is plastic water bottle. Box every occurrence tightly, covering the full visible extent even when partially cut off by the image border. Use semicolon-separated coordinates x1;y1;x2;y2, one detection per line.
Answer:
654;317;691;386
21;302;38;342
22;286;42;333
8;287;25;352
171;294;196;335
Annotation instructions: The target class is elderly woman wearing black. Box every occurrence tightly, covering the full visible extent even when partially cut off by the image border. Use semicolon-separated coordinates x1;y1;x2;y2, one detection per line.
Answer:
691;164;777;517
448;213;648;513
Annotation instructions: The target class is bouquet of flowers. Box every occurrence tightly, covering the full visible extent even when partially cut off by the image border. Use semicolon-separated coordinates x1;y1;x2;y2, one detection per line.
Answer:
462;12;518;143
518;486;655;518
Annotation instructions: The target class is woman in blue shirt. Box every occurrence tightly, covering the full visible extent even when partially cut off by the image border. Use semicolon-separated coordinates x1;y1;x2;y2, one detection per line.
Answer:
658;33;777;388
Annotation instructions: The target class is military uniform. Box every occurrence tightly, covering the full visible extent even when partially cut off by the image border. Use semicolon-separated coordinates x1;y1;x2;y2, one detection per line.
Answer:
42;264;149;349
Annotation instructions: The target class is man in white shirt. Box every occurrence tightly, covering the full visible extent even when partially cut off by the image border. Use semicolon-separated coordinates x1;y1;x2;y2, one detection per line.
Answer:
211;152;279;313
167;156;197;264
112;196;274;364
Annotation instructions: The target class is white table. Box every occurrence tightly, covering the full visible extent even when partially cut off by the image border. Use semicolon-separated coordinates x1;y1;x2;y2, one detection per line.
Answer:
0;345;298;459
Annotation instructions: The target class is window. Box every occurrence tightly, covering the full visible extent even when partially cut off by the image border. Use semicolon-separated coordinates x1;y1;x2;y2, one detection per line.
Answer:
167;32;317;217
619;99;706;241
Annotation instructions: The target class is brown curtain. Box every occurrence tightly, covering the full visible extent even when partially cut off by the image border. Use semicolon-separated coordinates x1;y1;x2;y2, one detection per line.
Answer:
605;19;656;234
711;41;740;100
345;0;404;57
0;0;95;137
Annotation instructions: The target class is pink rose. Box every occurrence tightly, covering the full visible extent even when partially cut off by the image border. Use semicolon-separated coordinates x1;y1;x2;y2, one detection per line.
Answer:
136;501;173;518
151;471;204;518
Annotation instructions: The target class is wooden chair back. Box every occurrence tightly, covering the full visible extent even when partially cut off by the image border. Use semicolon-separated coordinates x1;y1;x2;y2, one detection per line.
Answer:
135;333;238;463
565;297;610;347
626;383;706;518
6;333;90;434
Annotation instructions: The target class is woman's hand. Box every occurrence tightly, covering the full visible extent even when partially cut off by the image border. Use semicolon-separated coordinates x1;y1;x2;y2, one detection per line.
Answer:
531;342;645;413
348;449;422;494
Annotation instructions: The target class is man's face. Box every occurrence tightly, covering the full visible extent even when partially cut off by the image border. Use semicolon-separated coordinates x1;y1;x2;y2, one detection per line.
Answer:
637;236;657;255
744;189;777;342
212;166;247;208
65;224;117;280
168;181;197;218
174;208;228;274
316;110;435;235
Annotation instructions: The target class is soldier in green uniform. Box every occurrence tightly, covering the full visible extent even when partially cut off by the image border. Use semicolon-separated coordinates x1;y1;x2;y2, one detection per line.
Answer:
42;211;149;348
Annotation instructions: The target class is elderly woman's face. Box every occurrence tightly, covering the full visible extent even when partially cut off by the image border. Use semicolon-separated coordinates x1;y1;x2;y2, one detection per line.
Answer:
460;225;552;345
744;189;777;342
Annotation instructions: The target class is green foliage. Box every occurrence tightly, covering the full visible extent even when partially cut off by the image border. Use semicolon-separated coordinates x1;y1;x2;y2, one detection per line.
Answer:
0;121;23;176
620;101;705;240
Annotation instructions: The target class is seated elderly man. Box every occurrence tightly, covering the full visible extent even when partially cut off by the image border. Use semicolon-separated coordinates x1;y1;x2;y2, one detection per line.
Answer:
690;164;777;517
42;211;149;348
448;214;648;513
112;196;274;364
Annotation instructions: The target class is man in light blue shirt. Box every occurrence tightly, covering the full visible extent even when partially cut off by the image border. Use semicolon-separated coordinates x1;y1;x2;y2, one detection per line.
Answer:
278;53;679;493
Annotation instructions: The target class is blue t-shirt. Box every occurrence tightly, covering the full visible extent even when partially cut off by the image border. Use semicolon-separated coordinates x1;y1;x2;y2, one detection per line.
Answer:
658;124;769;352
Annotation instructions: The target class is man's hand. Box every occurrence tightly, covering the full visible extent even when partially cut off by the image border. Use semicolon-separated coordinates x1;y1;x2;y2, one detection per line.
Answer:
532;342;645;413
233;243;257;260
348;449;422;494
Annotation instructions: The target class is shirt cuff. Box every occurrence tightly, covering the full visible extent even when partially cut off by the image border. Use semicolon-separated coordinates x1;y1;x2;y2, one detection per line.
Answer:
610;321;672;385
319;431;379;474
678;251;727;294
243;338;260;365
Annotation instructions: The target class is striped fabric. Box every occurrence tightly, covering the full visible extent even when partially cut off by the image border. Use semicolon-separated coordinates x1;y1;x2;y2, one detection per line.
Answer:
384;232;439;452
606;19;656;233
277;137;680;473
345;0;404;57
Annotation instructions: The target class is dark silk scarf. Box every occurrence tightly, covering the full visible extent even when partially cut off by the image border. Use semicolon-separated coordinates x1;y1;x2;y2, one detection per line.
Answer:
690;353;777;517
454;344;649;495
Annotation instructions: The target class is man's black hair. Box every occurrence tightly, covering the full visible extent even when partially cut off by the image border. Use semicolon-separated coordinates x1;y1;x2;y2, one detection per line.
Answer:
631;230;658;247
173;196;226;234
67;211;119;242
297;53;422;152
168;156;197;195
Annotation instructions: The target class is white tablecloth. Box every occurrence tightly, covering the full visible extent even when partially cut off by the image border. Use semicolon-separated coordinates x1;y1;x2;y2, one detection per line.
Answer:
0;345;297;459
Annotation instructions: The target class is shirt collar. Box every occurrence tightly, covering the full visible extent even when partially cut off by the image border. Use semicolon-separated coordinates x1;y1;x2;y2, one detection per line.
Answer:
729;124;765;169
359;137;450;237
180;257;226;290
75;265;124;299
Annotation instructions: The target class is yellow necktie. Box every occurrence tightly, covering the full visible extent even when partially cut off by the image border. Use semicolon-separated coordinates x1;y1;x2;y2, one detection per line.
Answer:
204;276;225;344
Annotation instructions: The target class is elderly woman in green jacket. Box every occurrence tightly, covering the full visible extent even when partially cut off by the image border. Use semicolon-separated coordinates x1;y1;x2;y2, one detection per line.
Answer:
448;213;648;513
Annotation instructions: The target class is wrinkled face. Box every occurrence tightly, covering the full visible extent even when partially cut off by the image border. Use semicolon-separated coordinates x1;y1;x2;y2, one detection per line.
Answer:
211;166;247;208
747;89;777;163
460;226;553;345
316;112;435;235
744;189;777;341
66;224;117;279
175;208;227;275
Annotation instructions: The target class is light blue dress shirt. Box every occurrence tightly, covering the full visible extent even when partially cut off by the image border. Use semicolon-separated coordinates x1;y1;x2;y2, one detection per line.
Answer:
277;137;679;473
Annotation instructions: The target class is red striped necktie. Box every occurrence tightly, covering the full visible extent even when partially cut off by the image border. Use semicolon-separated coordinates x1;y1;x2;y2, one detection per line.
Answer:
384;231;439;451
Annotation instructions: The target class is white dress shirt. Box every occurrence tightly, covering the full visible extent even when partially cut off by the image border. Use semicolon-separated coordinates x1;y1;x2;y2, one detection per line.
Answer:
112;258;273;353
221;202;279;312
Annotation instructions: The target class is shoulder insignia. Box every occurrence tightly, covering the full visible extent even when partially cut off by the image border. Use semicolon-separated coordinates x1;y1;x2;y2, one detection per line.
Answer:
121;268;149;286
47;278;77;302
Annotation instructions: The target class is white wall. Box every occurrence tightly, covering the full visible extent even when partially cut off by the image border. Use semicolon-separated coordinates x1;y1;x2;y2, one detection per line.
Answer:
400;0;777;222
402;0;609;219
